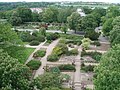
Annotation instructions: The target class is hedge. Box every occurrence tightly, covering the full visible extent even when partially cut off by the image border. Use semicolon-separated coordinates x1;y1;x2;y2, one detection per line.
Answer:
47;54;59;62
26;60;41;70
58;64;76;71
30;40;40;46
33;49;46;58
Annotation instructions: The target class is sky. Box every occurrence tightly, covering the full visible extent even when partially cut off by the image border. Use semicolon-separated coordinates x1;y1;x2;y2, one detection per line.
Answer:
0;0;120;3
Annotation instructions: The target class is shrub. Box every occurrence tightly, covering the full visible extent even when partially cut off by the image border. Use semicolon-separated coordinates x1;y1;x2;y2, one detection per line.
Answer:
50;67;60;74
33;49;46;58
26;60;41;70
66;40;82;45
52;44;68;56
47;54;59;62
85;30;100;40
46;33;60;41
30;40;39;46
58;64;76;71
37;35;45;42
81;65;95;72
67;49;78;56
81;51;102;62
91;41;101;46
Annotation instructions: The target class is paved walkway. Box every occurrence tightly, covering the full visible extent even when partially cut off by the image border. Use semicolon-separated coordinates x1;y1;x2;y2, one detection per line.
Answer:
25;41;46;64
34;39;60;78
74;46;82;90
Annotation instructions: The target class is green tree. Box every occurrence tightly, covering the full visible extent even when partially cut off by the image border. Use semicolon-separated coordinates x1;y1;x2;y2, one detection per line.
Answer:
81;14;98;31
0;49;31;90
67;12;81;33
33;73;62;90
61;24;68;34
94;45;120;90
9;11;22;26
39;27;46;36
102;18;113;36
17;7;32;23
0;23;22;45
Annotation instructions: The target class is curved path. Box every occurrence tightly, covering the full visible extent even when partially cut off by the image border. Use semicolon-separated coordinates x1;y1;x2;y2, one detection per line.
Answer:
25;41;46;64
34;39;60;78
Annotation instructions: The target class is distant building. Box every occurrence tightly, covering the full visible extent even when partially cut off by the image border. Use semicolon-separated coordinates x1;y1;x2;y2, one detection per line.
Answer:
30;8;43;13
77;8;86;17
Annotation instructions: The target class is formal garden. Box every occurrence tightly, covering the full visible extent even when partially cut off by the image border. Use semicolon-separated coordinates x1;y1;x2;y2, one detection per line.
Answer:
0;2;120;90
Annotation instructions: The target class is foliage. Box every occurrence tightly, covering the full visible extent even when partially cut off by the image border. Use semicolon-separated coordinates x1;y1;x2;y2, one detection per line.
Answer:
67;12;82;33
39;27;46;36
26;60;41;70
32;73;62;89
110;16;120;46
43;87;61;90
30;40;39;46
82;38;91;50
0;23;22;45
0;49;31;90
47;54;59;62
67;49;79;56
33;49;46;58
61;24;68;34
91;41;101;46
50;67;61;74
52;43;68;56
85;30;100;40
2;46;35;63
58;64;76;71
94;45;120;90
46;32;60;41
102;18;113;36
81;51;102;62
81;64;95;72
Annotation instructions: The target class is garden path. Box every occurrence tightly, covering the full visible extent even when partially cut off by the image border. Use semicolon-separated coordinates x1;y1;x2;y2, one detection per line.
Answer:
74;46;82;90
34;39;60;78
25;41;46;64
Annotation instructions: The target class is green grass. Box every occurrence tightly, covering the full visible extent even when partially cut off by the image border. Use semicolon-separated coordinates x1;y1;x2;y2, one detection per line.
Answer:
3;46;35;64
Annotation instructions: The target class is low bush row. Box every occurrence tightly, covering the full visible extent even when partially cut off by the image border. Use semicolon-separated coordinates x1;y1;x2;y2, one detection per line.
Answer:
81;50;102;62
58;64;76;71
33;49;46;58
81;63;95;72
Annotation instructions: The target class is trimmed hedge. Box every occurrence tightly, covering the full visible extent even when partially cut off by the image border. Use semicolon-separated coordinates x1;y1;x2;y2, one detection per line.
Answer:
46;33;60;41
47;54;59;62
26;60;41;70
58;64;76;71
30;40;40;46
33;49;46;58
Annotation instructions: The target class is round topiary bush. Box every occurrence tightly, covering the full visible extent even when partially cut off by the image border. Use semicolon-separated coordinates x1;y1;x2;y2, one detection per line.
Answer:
30;40;40;46
33;49;46;58
26;60;41;70
47;54;59;62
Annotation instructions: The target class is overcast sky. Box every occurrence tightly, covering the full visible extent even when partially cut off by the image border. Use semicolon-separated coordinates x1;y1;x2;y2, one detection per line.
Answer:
0;0;120;3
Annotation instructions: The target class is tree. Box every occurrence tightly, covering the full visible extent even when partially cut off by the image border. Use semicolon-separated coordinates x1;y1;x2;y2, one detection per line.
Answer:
61;24;68;34
39;27;46;36
0;49;31;90
42;7;58;23
94;45;120;90
85;30;100;40
67;12;81;33
32;12;40;22
0;23;22;45
32;73;62;90
9;11;22;26
109;16;120;45
81;14;98;31
17;7;32;23
102;18;113;36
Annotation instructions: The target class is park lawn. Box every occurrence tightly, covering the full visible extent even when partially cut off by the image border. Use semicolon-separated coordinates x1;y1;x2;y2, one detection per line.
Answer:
3;46;35;64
